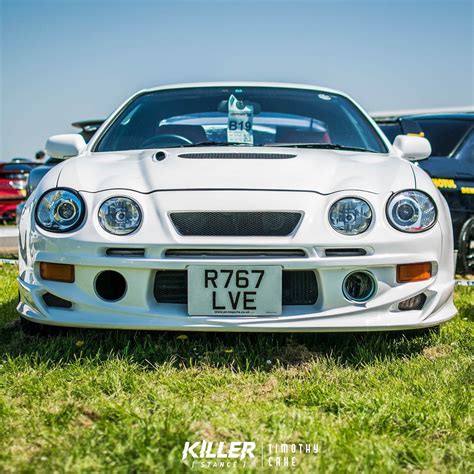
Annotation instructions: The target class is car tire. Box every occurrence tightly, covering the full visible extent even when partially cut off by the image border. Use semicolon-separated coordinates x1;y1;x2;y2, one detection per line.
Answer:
458;217;474;275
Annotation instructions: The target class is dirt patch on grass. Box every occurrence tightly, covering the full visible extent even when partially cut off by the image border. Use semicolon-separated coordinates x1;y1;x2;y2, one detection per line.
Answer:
258;376;278;395
422;344;452;360
190;420;216;440
276;342;321;367
75;408;100;428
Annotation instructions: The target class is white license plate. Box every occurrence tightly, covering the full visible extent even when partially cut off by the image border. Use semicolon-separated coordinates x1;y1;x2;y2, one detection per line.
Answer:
187;266;282;316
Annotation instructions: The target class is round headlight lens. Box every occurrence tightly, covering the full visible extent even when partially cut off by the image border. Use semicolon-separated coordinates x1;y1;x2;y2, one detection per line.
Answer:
387;190;436;232
35;188;85;232
98;197;141;235
329;198;372;235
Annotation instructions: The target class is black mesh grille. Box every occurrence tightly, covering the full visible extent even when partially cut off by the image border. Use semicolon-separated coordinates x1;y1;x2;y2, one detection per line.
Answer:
154;270;188;304
170;212;302;236
282;271;318;305
154;270;317;306
178;153;296;160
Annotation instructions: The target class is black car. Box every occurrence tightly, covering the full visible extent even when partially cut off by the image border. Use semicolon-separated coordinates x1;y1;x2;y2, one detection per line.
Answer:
376;113;474;274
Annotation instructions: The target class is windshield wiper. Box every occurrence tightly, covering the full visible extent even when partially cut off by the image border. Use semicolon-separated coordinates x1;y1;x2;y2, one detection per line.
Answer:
176;141;374;152
180;141;253;148
265;143;375;153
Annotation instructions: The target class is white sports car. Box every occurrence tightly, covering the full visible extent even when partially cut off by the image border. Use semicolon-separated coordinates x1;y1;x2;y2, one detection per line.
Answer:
18;82;457;333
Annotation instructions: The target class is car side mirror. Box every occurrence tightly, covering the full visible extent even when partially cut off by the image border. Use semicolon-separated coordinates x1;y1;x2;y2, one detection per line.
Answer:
45;134;86;159
393;135;431;161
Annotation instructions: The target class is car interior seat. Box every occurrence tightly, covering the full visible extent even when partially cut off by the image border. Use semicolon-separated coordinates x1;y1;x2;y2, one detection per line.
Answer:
155;125;208;143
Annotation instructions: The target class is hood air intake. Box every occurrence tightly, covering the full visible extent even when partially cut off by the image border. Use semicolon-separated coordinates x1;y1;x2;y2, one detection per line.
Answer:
178;152;296;160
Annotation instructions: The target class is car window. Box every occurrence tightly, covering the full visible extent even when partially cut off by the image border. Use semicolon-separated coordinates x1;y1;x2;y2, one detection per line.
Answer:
378;123;402;143
416;119;472;157
95;87;387;153
457;129;474;162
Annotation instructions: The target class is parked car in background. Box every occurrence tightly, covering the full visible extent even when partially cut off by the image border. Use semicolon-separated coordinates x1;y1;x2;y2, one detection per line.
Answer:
0;162;35;222
18;82;456;334
15;119;104;224
10;157;35;164
375;113;474;274
71;119;104;142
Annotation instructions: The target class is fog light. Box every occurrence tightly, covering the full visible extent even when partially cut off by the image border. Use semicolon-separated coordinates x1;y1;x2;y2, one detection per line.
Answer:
398;293;427;311
397;262;432;283
40;262;75;283
342;271;377;303
95;270;127;301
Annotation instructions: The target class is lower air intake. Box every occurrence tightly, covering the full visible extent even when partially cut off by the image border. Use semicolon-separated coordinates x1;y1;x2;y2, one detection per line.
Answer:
42;293;72;308
398;293;427;311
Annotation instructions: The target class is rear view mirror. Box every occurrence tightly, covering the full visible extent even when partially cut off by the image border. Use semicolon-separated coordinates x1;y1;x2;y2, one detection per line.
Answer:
217;100;261;114
45;134;86;159
393;135;431;161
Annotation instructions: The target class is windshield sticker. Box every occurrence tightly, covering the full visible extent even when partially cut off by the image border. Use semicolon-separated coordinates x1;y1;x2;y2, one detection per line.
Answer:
227;94;254;144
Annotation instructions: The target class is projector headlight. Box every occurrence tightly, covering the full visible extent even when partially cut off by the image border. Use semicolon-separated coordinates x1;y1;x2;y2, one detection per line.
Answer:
387;190;437;233
329;197;372;235
35;188;85;233
98;197;142;235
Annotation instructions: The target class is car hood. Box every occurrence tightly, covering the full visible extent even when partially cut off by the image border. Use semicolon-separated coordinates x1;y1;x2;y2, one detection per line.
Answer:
57;147;414;195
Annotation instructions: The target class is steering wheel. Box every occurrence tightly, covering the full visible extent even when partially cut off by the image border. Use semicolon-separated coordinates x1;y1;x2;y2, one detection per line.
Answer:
140;134;192;149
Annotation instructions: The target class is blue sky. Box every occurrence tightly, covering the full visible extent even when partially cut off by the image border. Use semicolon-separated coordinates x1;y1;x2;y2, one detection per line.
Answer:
1;0;472;160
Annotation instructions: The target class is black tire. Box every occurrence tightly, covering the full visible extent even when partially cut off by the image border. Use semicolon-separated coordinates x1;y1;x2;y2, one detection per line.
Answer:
458;217;474;275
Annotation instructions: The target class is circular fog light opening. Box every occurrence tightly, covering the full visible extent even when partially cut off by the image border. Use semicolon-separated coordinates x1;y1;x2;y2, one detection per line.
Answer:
343;271;377;303
95;270;127;301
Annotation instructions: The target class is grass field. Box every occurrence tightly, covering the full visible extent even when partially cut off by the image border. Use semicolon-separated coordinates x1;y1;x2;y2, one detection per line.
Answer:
0;262;472;473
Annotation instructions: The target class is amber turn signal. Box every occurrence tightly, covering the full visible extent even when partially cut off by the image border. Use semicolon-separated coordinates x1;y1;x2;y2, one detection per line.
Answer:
397;262;432;283
39;262;75;283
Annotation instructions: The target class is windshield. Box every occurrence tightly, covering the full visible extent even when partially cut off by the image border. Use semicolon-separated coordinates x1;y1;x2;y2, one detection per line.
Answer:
94;87;387;153
415;119;473;157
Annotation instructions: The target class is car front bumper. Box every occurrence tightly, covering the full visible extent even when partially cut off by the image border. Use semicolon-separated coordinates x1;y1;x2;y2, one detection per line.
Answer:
18;189;457;331
17;252;456;332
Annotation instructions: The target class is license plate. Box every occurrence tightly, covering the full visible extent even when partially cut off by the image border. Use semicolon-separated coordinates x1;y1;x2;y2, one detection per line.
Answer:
188;266;282;316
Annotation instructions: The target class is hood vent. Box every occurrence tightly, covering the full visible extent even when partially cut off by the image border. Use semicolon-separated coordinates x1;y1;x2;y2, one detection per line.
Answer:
178;152;296;160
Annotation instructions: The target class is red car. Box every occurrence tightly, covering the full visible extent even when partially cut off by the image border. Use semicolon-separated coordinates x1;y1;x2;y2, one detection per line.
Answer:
0;162;34;221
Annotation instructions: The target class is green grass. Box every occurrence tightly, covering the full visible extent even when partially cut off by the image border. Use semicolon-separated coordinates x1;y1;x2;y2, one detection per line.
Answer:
0;262;473;473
